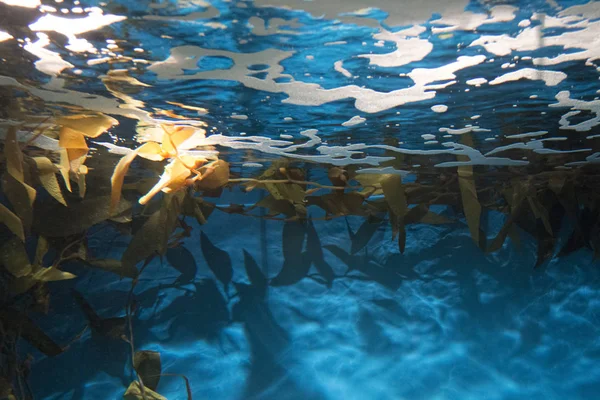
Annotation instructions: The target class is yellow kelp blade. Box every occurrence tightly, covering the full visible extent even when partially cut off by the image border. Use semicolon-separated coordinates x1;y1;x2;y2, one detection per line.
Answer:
32;157;67;206
56;113;118;138
0;197;26;241
4;126;24;182
195;160;230;190
458;164;481;246
59;127;89;155
139;158;191;205
58;149;72;192
110;148;142;214
160;125;196;155
123;381;166;400
136;141;164;162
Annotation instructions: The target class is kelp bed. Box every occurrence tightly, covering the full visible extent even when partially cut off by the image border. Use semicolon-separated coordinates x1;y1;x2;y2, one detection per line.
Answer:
1;112;600;400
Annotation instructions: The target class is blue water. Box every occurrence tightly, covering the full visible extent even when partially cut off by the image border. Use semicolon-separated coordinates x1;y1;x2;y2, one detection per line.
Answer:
29;206;600;400
2;0;600;399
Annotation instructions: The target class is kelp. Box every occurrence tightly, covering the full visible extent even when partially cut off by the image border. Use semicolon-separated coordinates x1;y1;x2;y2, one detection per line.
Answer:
2;110;600;400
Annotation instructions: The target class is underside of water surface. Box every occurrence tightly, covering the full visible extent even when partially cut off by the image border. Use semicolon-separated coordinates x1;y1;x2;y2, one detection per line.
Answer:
1;0;600;399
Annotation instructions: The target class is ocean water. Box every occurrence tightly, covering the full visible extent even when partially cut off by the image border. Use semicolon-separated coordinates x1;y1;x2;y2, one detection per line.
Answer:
1;0;600;399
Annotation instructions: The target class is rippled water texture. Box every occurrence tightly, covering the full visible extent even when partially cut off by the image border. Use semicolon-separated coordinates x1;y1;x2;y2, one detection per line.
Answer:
1;0;600;399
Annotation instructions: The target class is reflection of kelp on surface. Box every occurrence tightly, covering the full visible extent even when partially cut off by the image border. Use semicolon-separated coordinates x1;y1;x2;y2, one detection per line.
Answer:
1;111;600;399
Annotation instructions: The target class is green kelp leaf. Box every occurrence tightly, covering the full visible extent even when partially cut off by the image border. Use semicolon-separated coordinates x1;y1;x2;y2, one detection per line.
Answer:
123;381;167;400
349;219;381;254
328;167;348;187
251;195;296;217
381;175;407;219
457;165;481;247
166;246;197;285
243;250;267;292
0;202;25;241
419;211;454;225
306;219;335;286
389;209;399;240
32;266;76;282
527;195;553;236
0;309;64;356
134;350;161;392
487;188;526;253
2;172;36;230
404;204;429;224
381;175;408;253
0;237;32;277
353;174;384;197
536;229;555;268
121;192;183;270
182;193;210;225
265;181;305;203
311;192;365;216
196;160;230;191
83;258;138;279
200;231;232;288
33;194;131;237
33;236;49;271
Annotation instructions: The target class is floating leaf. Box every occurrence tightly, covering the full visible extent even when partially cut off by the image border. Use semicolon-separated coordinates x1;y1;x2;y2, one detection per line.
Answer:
0;202;25;241
123;381;167;400
200;231;233;288
56;113;117;138
32;156;67;206
134;350;161;392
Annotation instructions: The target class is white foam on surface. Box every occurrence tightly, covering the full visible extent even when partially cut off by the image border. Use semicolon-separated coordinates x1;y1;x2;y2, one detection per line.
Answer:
342;116;366;127
489;68;567;86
